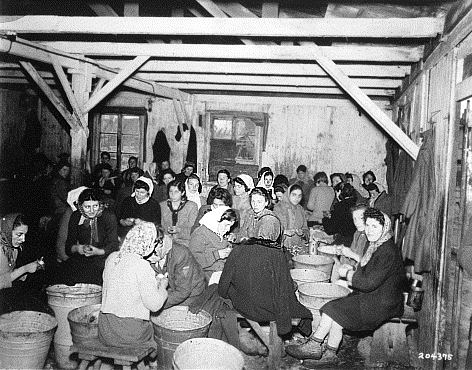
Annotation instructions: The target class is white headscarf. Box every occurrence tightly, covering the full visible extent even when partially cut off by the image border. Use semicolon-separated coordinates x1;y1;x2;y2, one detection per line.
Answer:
199;206;230;241
132;176;154;204
256;171;276;200
185;178;202;210
67;186;89;211
236;174;254;191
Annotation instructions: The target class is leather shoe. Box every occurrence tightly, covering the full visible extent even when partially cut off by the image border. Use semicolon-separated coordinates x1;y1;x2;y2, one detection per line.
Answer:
285;338;322;360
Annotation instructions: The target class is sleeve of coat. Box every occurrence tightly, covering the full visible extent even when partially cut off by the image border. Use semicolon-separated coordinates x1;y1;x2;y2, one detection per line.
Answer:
164;249;196;308
179;202;198;241
306;188;317;212
65;211;80;256
400;163;421;218
351;242;396;293
100;211;120;258
218;246;238;299
189;227;219;269
322;206;342;235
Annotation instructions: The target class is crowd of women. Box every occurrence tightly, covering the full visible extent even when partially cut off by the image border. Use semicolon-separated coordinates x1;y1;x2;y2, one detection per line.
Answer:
0;155;406;364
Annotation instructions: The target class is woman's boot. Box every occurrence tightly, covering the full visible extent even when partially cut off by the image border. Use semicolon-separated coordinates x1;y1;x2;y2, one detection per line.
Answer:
285;336;323;360
317;344;339;363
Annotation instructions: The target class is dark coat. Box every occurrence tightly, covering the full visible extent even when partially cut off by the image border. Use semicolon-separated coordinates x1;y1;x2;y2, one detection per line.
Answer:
322;198;357;246
118;197;161;237
321;238;407;332
154;242;207;309
373;191;393;218
218;240;312;336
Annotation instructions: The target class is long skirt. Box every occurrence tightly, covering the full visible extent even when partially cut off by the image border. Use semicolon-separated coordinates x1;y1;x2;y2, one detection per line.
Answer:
98;311;156;349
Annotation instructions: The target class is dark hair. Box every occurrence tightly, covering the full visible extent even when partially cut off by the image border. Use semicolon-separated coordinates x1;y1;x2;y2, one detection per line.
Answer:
12;214;28;229
128;156;138;163
364;183;380;193
233;177;249;192
362;171;377;183
207;187;232;207
55;160;71;173
78;188;102;204
182;161;195;171
314;171;329;184
330;172;346;185
350;203;368;214
289;184;303;195
220;208;238;223
363;207;385;226
274;185;286;194
296;165;307;173
134;179;150;192
167;179;187;201
258;167;273;180
100;151;110;159
187;173;202;193
159;168;175;185
345;172;354;181
273;174;289;188
217;169;231;180
101;163;113;172
250;187;271;205
334;183;356;202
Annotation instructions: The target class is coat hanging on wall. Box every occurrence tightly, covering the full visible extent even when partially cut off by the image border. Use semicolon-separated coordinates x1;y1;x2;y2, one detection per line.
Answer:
185;125;197;166
152;129;171;164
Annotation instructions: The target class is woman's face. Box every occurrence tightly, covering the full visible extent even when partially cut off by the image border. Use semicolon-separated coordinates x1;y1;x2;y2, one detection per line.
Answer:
169;186;183;202
289;189;303;206
364;174;374;185
163;174;174;185
184;166;194;177
211;198;226;210
263;174;273;188
82;200;100;218
346;177;353;185
59;166;70;179
352;209;366;232
101;169;111;179
135;188;149;202
275;191;284;202
187;178;199;194
233;182;246;196
12;224;28;247
128;158;137;168
217;173;229;188
251;194;268;214
332;176;342;187
365;217;383;242
217;220;234;235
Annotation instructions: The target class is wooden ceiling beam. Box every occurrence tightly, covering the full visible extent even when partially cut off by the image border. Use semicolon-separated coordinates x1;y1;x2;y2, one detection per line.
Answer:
38;42;424;62
87;3;119;17
158;83;396;97
0;15;444;38
0;36;190;100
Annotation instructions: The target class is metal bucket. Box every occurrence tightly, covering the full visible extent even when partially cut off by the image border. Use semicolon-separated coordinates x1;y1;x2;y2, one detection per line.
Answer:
68;304;100;345
173;338;244;370
298;282;350;309
151;306;212;370
0;311;57;369
46;284;102;369
292;255;334;276
290;269;329;287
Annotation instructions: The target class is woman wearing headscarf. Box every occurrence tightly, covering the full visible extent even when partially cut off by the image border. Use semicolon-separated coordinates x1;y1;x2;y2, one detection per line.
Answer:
54;188;120;285
274;184;309;256
160;179;198;247
189;206;237;280
256;169;276;201
286;208;407;364
118;177;161;238
99;222;168;348
185;174;206;211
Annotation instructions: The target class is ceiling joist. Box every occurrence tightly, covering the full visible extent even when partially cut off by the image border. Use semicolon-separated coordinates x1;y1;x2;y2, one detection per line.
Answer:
0;15;444;39
38;42;424;63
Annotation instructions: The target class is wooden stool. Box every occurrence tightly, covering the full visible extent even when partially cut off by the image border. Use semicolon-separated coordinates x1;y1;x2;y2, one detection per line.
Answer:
70;338;155;370
366;305;418;368
236;314;283;370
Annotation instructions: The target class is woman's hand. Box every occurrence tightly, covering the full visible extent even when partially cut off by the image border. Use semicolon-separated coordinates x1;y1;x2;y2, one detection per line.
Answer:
337;247;361;262
73;244;86;255
338;264;354;278
157;273;169;289
104;189;111;195
83;245;104;257
120;218;135;227
218;247;232;260
226;233;237;243
23;261;40;274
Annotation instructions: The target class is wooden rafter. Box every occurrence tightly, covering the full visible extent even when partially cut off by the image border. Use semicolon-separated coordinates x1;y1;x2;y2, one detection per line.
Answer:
19;60;79;131
87;3;118;17
82;55;150;113
50;55;88;133
0;15;444;38
38;42;424;62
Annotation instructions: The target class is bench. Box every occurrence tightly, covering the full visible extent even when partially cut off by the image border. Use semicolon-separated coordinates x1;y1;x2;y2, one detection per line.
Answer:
236;314;284;370
70;337;155;370
366;304;418;368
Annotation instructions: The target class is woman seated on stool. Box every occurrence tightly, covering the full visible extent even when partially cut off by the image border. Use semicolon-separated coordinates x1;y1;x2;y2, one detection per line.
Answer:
99;222;168;348
285;208;407;364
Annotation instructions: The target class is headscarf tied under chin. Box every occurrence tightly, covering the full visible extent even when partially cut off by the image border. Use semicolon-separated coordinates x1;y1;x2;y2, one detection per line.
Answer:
199;206;230;241
185;179;201;210
360;212;392;267
115;222;157;265
132;176;154;205
77;201;105;245
0;213;23;269
280;184;301;229
256;171;276;200
67;186;89;211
